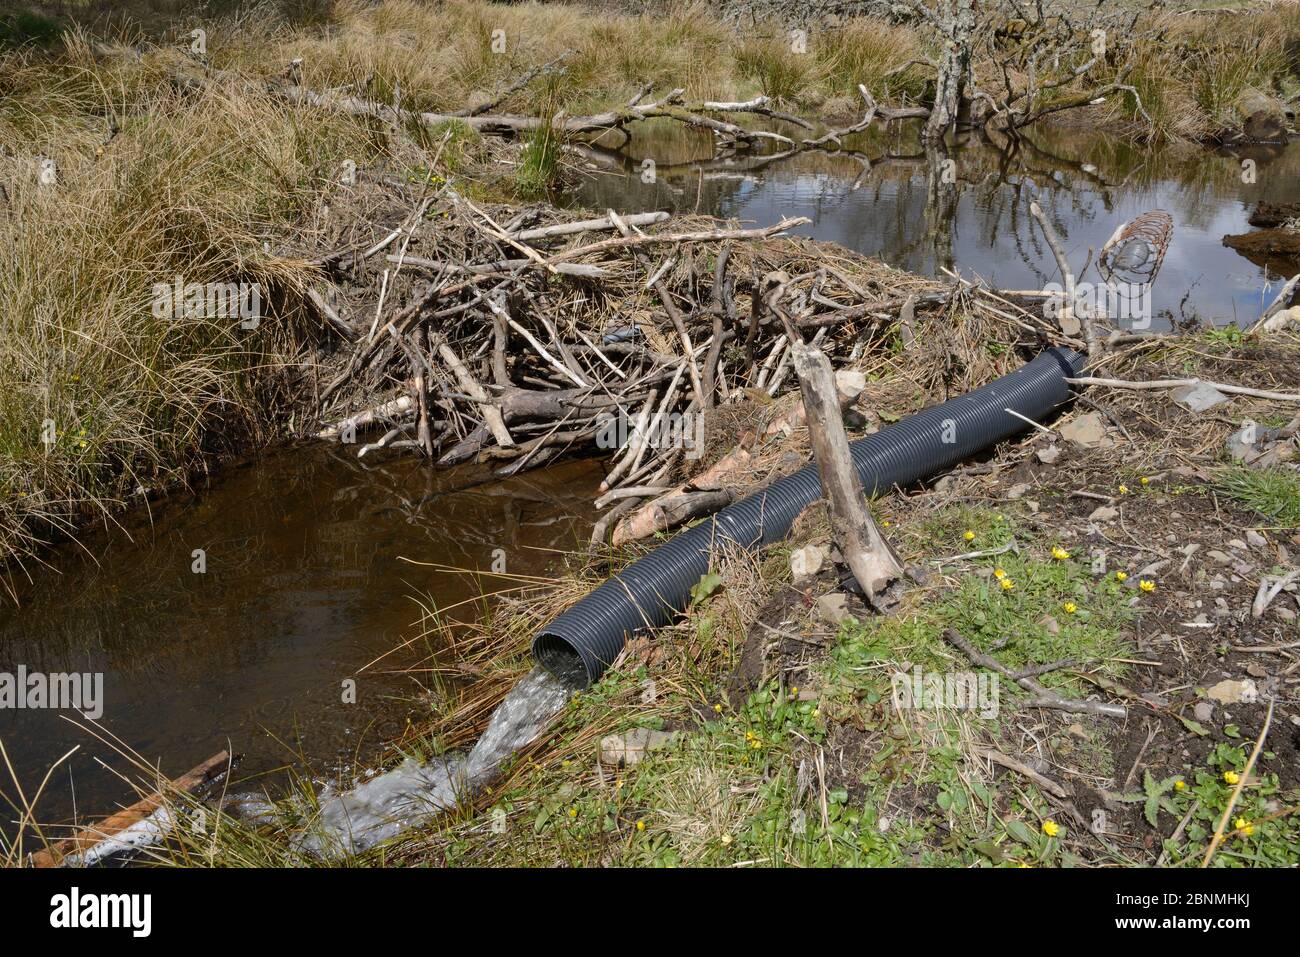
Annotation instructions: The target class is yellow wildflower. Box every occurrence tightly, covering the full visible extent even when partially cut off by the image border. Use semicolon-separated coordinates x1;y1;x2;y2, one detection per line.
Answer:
994;568;1006;579
1119;484;1130;495
1042;820;1061;837
1174;780;1186;791
1139;579;1156;593
964;530;976;542
1000;578;1015;591
636;819;645;832
1115;571;1128;582
1223;771;1240;786
1234;817;1255;837
713;703;722;713
1140;477;1150;486
1063;601;1077;614
1051;546;1070;560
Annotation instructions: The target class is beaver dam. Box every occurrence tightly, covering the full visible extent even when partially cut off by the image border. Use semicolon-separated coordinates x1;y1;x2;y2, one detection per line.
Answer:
2;0;1300;870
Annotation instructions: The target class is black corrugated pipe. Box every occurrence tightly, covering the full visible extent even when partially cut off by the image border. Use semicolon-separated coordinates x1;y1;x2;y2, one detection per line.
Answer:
534;347;1085;686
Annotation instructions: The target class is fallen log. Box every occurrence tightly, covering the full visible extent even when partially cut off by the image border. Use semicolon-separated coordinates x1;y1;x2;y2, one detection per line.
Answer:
28;750;233;868
791;339;902;603
611;447;752;546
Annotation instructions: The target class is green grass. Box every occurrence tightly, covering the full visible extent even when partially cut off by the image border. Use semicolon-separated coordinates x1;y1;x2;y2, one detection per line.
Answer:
412;507;1145;868
0;10;63;47
1215;465;1300;528
514;94;564;200
114;503;1298;868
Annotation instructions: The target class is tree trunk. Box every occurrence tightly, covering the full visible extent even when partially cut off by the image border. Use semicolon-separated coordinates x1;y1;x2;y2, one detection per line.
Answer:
790;340;903;603
922;0;976;144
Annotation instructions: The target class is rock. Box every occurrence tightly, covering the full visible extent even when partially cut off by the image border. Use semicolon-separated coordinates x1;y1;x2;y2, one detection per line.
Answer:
1249;201;1300;228
1007;483;1032;500
1223;229;1300;259
1244;109;1288;142
1247;529;1268;549
1206;549;1234;565
1278;606;1297;622
1067;723;1088;740
833;369;867;401
1246;662;1269;679
1225;422;1259;462
1194;701;1215;723
599;728;678;767
1206;679;1258;706
816;592;853;627
1039;614;1061;635
1088;505;1119;522
1059;412;1109;448
1227;538;1248;551
1036;444;1062;464
790;544;826;580
1171;382;1229;413
1233;88;1290;142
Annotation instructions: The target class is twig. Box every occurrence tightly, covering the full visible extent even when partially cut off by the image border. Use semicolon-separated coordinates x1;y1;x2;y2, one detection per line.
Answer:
1202;697;1274;868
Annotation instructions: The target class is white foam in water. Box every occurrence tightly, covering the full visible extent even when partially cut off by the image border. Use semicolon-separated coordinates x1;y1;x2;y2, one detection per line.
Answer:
299;666;572;856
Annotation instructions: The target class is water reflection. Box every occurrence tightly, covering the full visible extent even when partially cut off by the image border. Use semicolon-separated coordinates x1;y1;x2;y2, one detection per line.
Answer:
567;119;1300;325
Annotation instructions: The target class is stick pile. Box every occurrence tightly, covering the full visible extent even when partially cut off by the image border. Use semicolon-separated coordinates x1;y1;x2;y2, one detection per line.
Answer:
307;171;1055;544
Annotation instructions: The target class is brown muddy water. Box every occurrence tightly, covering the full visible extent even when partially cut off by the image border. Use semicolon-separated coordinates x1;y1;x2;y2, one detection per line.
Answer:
569;122;1300;325
0;445;598;844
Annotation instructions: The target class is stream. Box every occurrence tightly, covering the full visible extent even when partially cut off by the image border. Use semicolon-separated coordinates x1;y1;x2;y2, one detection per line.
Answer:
0;445;598;845
3;120;1297;852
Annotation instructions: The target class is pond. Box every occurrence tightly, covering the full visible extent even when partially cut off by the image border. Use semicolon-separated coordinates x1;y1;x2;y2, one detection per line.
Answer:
567;121;1300;327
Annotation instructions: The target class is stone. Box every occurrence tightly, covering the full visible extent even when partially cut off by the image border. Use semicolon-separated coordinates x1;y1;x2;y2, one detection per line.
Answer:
1194;701;1215;723
1206;679;1258;706
1234;88;1289;142
816;592;853;627
1059;412;1109;448
790;544;826;580
1171;382;1229;413
599;728;678;767
1007;483;1031;500
1037;444;1062;464
1246;530;1268;549
1225;422;1260;462
1088;505;1119;522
